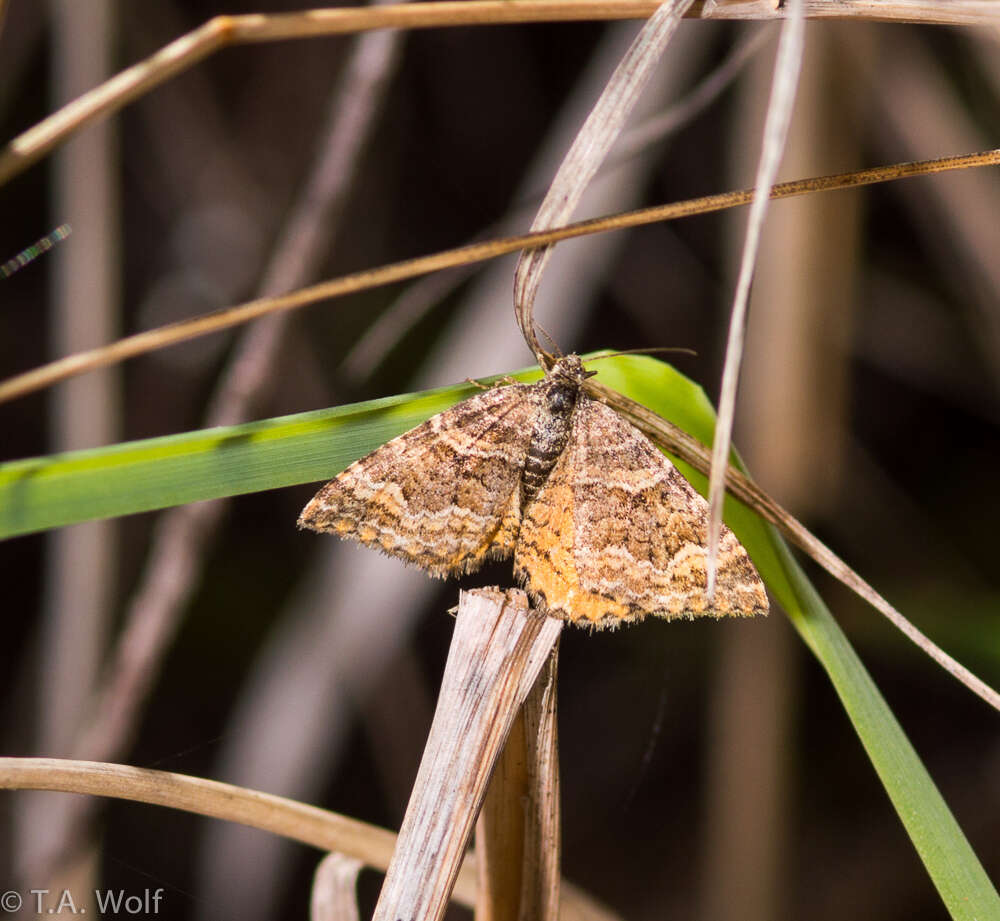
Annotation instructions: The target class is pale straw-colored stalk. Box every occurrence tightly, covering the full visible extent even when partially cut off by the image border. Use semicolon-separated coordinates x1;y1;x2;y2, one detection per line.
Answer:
704;0;803;596
371;589;562;921
310;853;363;921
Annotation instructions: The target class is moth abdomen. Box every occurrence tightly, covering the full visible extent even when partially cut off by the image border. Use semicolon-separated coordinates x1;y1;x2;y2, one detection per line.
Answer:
519;376;579;508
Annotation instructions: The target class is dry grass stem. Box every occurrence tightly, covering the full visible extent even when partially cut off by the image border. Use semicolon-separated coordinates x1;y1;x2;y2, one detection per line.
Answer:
40;0;121;759
699;33;859;911
515;650;561;921
21;0;121;894
705;0;803;596
476;646;561;921
2;3;996;189
311;853;363;921
0;757;401;879
476;713;531;921
513;0;693;362
372;589;562;921
3;148;996;408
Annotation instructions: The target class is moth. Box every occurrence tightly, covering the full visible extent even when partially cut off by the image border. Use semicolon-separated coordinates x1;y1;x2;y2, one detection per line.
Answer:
298;355;767;628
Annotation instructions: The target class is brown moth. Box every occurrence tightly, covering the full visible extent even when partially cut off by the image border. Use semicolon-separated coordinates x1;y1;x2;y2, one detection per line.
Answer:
298;355;768;628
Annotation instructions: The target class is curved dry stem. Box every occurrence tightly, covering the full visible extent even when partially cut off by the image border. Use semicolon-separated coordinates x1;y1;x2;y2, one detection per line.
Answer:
0;758;400;879
2;148;997;407
311;853;364;921
0;758;617;921
513;0;694;366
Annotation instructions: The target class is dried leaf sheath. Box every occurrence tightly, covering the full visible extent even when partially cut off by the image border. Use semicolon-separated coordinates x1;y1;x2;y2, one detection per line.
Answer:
371;589;562;921
299;356;768;627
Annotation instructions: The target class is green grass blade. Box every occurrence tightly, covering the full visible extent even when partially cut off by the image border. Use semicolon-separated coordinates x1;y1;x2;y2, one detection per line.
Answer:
1;354;996;917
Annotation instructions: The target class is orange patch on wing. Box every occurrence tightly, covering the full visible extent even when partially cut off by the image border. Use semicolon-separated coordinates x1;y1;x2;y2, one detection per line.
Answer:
515;478;629;625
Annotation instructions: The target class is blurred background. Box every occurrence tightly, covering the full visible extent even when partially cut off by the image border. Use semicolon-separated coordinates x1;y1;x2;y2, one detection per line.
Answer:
1;2;999;920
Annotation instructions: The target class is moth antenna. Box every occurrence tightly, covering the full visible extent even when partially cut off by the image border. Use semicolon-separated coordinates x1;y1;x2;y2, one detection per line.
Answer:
586;346;697;363
536;323;565;359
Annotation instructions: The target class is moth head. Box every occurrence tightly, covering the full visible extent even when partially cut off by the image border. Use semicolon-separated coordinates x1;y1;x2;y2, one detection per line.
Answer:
547;354;597;386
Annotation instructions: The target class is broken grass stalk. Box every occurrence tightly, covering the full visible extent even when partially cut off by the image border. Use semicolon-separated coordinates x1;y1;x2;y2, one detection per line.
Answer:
476;639;561;921
372;588;563;921
311;853;363;921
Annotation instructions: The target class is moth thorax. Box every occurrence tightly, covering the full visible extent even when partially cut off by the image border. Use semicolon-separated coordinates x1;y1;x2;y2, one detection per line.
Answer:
520;377;580;508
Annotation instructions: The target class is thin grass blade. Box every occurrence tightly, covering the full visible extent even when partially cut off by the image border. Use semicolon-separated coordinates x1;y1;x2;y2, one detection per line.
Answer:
705;0;804;597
